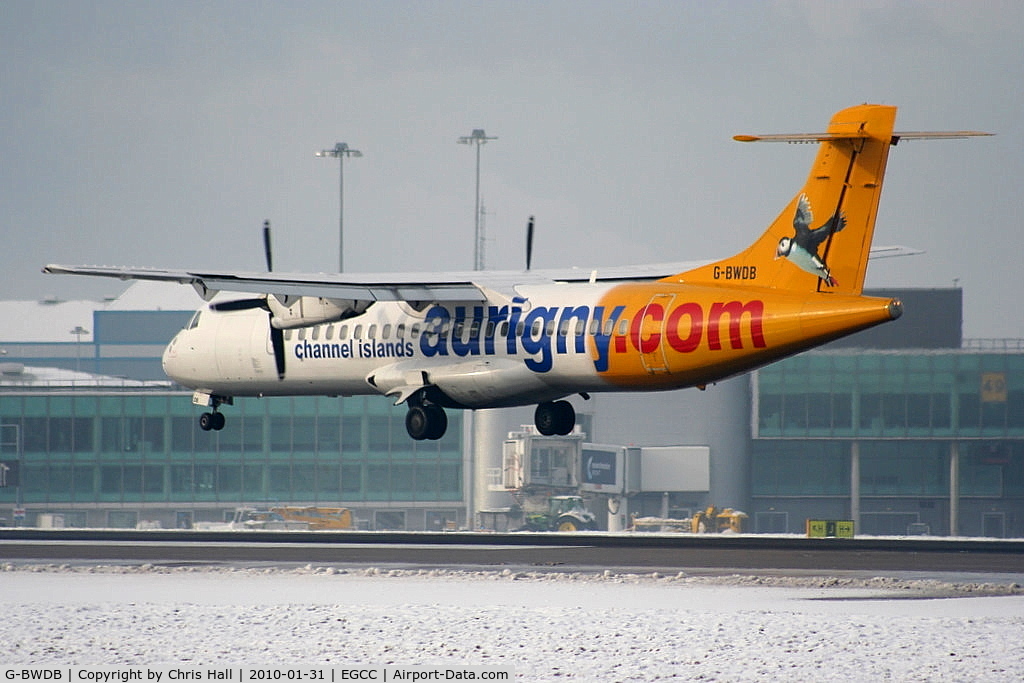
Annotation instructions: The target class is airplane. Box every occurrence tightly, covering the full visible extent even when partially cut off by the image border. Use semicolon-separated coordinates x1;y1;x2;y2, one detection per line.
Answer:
44;104;989;441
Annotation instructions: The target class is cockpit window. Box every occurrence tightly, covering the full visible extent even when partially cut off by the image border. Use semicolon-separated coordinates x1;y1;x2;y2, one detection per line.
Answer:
188;311;202;329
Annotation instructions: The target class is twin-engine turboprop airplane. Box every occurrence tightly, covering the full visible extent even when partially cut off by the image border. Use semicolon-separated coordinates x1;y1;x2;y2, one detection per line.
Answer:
44;104;988;440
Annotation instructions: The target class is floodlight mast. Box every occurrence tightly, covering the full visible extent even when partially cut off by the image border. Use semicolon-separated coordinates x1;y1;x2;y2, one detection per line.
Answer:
457;129;497;271
316;142;362;272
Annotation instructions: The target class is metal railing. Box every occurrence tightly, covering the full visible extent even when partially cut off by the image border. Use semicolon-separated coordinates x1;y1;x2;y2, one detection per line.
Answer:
962;339;1024;351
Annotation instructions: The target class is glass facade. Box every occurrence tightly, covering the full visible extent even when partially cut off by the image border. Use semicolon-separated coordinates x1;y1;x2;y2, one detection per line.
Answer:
756;352;1024;439
752;351;1024;536
0;391;463;526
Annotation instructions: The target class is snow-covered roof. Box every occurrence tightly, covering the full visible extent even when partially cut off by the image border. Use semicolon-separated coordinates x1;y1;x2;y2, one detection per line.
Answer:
0;363;173;389
103;280;202;311
0;281;199;343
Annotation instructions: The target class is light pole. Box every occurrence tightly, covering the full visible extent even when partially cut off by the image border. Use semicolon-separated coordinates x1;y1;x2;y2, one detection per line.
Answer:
457;129;497;271
457;129;499;531
70;325;89;373
316;142;362;272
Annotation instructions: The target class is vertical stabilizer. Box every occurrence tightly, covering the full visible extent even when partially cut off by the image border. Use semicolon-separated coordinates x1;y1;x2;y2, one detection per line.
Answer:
671;104;898;296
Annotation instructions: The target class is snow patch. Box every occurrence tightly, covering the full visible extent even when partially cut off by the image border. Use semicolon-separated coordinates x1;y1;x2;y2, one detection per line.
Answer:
0;563;1022;680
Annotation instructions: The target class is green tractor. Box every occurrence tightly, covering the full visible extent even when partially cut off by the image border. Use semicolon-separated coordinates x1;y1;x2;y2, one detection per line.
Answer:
523;495;597;532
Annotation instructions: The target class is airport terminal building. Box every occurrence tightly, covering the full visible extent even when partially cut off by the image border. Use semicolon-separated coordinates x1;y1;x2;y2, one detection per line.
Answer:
1;285;1021;536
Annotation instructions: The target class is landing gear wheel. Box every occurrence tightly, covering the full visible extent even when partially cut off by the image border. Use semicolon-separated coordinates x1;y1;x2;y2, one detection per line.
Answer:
405;406;428;440
199;412;226;431
406;404;448;440
535;400;575;436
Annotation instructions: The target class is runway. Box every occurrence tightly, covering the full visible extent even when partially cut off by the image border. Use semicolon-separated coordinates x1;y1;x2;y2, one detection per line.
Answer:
2;529;1023;575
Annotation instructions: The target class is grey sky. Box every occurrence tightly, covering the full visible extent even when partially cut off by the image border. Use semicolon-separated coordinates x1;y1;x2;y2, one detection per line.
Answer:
2;1;1021;336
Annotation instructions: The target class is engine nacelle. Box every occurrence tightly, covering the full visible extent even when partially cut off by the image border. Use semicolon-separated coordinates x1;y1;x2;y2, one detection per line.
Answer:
267;296;371;330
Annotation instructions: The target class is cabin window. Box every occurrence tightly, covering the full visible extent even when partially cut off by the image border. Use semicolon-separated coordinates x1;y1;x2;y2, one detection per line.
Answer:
339;325;348;340
469;320;480;338
617;319;629;336
485;321;495;337
298;328;307;341
396;324;405;338
576;319;586;336
368;324;377;339
603;320;615;336
517;321;527;337
558;320;570;336
588;319;599;335
284;329;293;341
498;321;509;337
312;326;320;341
410;324;420;339
545;320;556;336
325;325;334;341
354;325;363;340
452;321;464;340
382;324;391;339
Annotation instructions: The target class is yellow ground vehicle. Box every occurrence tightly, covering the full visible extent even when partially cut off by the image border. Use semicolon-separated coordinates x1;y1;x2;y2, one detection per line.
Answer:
270;506;353;530
691;506;747;533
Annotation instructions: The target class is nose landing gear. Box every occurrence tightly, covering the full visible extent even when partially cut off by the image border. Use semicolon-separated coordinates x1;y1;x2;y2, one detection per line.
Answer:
199;410;226;431
194;391;232;432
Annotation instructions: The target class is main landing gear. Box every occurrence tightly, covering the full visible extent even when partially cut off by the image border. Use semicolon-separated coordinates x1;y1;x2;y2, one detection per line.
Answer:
534;400;576;436
405;402;448;441
404;398;577;441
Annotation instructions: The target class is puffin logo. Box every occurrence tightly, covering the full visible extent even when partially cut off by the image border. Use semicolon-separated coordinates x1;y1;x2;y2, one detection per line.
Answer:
775;193;846;286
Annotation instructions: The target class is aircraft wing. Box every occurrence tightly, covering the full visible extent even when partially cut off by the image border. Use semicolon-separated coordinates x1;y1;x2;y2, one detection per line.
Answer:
42;264;492;303
41;262;698;304
43;244;916;304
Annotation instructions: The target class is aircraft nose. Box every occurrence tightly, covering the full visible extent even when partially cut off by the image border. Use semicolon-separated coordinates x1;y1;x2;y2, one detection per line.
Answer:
162;331;192;385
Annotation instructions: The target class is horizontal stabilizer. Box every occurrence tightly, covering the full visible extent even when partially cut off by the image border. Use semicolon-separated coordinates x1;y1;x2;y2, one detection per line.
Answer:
735;131;992;144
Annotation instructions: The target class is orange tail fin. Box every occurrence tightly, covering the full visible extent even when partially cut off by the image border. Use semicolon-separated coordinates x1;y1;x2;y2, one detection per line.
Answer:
672;104;899;296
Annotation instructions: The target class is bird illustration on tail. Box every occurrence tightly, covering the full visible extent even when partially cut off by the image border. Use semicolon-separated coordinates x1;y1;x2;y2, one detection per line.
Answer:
775;193;846;286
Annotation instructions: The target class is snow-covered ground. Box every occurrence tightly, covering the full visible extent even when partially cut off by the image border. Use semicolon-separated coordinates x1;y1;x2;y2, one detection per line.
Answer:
1;563;1023;681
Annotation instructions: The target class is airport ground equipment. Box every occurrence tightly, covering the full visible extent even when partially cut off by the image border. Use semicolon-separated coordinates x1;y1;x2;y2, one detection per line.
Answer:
271;506;353;530
691;506;747;533
521;495;597;532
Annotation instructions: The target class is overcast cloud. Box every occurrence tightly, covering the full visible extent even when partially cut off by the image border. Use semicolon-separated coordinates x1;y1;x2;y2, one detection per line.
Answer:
2;1;1021;336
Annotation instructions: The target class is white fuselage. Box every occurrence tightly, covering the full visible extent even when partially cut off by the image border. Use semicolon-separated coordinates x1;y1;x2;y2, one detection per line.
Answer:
163;282;618;408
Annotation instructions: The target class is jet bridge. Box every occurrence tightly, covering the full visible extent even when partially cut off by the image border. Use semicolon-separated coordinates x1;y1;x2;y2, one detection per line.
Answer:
491;426;711;531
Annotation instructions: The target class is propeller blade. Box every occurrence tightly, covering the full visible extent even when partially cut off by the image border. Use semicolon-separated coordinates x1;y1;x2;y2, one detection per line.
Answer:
526;215;535;271
263;219;274;272
270;322;286;380
211;298;268;312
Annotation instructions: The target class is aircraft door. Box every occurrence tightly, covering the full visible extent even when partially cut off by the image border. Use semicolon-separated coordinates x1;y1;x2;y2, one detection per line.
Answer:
638;293;675;374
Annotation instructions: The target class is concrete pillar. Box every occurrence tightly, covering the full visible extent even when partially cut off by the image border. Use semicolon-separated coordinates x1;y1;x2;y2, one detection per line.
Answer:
607;496;627;532
470;407;528;530
850;441;860;531
949;441;960;537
